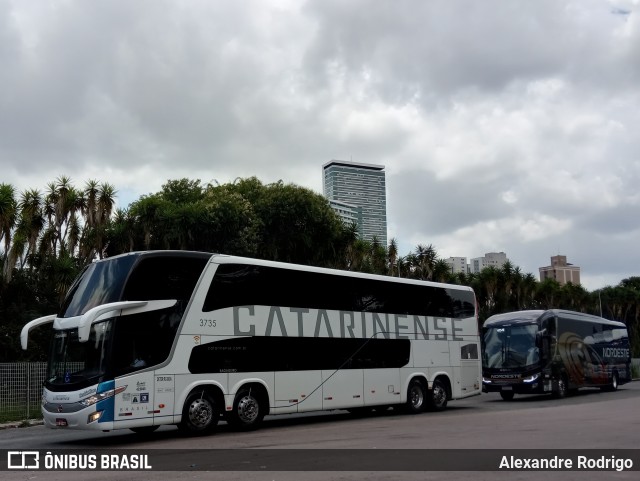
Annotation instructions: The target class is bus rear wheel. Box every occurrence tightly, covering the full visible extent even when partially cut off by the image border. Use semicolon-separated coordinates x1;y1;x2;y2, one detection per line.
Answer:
179;390;219;435
227;388;265;430
427;378;448;411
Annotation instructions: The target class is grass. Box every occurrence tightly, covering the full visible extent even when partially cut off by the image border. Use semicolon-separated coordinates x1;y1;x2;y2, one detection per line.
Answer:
0;405;43;425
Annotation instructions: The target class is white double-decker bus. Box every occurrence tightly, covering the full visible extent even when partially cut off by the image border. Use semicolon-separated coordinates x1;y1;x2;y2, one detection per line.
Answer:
21;251;481;435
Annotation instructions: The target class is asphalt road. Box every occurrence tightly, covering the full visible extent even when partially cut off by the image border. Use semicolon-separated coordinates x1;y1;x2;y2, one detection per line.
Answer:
1;381;639;480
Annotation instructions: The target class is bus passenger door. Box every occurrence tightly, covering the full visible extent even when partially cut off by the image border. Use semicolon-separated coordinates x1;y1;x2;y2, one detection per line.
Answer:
153;373;175;424
114;371;155;427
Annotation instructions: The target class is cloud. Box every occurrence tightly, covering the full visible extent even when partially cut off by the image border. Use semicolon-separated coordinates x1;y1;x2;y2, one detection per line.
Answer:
1;0;639;290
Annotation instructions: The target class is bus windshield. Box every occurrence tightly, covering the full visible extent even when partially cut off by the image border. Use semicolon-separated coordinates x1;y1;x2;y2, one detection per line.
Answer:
47;320;114;387
59;255;137;318
483;323;539;369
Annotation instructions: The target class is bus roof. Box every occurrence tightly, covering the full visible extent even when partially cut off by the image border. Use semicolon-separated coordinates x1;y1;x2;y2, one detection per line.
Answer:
483;309;626;328
211;253;474;292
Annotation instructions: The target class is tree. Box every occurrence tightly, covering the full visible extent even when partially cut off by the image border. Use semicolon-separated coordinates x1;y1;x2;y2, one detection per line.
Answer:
387;238;399;277
411;244;437;281
536;278;561;310
0;183;17;257
81;181;117;260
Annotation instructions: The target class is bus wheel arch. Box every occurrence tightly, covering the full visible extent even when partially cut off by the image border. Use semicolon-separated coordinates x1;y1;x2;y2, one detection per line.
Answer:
226;382;269;430
178;386;222;435
427;375;450;411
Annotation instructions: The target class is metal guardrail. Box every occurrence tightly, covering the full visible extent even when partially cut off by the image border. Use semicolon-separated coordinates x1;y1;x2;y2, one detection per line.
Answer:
0;362;47;420
0;362;81;421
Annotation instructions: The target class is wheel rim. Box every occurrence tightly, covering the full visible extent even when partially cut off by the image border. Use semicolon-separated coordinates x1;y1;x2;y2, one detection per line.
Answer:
188;398;213;429
558;378;566;396
612;374;618;389
410;384;424;410
432;383;446;407
237;395;259;424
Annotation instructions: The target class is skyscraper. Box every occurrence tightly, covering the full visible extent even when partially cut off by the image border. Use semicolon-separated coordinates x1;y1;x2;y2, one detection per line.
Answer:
322;160;387;245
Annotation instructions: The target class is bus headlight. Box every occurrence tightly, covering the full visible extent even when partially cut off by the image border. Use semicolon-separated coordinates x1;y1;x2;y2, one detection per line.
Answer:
87;411;103;424
522;374;540;383
80;385;127;407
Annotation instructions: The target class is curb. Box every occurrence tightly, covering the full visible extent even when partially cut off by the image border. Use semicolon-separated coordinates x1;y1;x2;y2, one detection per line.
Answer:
0;419;44;430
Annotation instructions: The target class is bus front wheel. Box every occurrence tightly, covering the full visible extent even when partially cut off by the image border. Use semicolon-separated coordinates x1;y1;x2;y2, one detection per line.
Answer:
179;390;219;435
602;372;619;392
227;388;265;430
552;376;568;399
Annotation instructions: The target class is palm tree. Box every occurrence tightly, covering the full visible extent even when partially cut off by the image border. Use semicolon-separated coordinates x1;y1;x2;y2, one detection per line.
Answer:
44;176;83;257
433;259;453;283
106;208;136;254
413;244;437;280
536;278;561;310
0;183;17;257
387;238;399;277
94;182;117;258
18;189;45;268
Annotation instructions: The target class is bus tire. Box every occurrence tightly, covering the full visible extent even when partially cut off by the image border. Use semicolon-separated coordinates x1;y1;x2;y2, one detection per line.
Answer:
500;391;515;401
178;390;219;435
427;378;448;411
552;376;568;399
404;379;427;414
602;371;619;392
227;387;265;430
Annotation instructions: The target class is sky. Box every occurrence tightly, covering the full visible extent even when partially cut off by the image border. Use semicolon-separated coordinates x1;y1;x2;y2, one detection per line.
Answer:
1;0;639;291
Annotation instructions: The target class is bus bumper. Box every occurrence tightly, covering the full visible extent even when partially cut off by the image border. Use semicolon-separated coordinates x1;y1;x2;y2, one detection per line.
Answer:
42;406;114;431
482;379;544;395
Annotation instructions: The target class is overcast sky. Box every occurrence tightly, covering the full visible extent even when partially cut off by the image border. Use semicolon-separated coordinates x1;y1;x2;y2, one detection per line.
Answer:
1;0;639;291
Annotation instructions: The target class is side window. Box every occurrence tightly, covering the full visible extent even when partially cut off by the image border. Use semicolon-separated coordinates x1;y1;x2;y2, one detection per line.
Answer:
203;263;476;319
111;305;184;375
202;264;357;312
123;256;208;302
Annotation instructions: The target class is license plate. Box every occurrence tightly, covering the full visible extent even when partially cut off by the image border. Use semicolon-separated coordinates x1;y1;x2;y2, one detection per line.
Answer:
501;386;512;391
56;418;68;427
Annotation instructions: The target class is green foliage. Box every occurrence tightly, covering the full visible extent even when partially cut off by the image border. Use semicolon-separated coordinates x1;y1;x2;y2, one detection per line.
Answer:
1;175;640;362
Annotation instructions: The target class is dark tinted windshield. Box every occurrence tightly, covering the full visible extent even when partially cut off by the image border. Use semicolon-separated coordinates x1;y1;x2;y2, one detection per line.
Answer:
47;320;114;387
59;253;210;318
59;256;137;317
483;323;539;369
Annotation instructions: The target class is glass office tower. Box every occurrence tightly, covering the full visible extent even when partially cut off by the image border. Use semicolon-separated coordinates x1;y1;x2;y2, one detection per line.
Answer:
323;160;387;246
